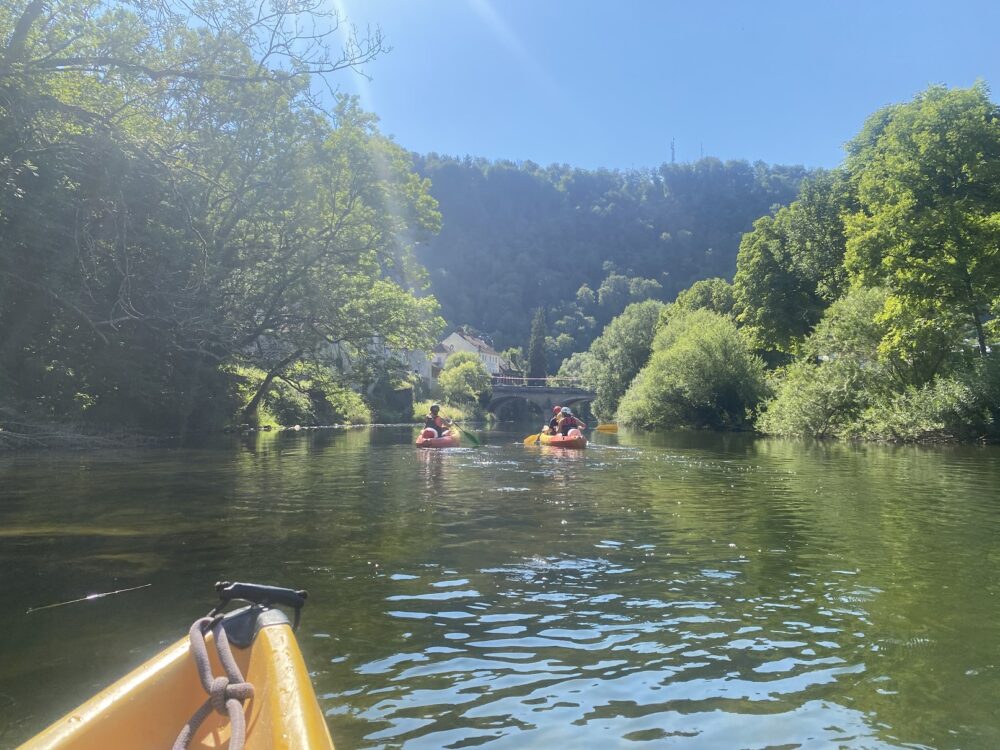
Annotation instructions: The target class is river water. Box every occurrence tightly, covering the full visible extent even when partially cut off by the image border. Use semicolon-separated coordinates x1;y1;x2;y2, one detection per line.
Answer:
1;426;999;749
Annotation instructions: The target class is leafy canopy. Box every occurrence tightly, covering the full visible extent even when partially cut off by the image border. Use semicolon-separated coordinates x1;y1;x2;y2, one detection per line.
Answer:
844;83;1000;367
733;169;851;355
438;353;491;405
0;0;443;432
617;309;766;430
560;300;665;419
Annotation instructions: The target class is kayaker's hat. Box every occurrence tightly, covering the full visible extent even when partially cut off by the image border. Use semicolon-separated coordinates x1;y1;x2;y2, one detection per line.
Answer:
561;407;572;415
553;406;562;414
431;403;440;412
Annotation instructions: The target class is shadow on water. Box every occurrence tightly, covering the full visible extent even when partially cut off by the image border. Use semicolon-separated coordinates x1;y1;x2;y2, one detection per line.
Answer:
2;427;1000;748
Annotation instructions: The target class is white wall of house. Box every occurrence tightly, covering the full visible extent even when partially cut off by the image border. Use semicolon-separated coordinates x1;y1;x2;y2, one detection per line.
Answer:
439;332;506;375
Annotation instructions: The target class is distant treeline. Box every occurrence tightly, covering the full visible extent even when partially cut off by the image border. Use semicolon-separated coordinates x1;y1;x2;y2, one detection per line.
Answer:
412;155;806;366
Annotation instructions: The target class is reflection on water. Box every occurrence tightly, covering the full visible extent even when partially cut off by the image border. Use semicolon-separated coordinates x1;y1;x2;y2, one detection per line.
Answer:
2;427;1000;749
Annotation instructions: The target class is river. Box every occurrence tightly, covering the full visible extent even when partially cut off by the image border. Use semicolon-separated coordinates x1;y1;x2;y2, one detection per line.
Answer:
1;426;999;749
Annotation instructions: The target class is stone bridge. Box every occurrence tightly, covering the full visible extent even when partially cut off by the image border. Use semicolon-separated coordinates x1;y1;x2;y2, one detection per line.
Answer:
485;377;596;414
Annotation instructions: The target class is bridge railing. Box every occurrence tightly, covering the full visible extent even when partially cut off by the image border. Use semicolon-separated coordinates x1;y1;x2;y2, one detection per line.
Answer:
491;375;587;388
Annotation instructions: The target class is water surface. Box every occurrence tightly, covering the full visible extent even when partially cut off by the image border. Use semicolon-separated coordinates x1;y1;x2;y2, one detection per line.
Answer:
2;427;999;749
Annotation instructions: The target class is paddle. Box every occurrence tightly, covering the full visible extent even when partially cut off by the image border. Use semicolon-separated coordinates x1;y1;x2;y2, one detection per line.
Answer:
522;432;541;445
449;420;480;447
595;423;618;433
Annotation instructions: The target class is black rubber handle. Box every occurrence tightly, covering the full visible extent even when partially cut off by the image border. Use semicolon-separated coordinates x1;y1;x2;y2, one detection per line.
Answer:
215;581;308;610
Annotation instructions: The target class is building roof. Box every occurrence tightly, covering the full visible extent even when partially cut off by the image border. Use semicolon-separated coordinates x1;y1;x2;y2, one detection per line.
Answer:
450;330;500;356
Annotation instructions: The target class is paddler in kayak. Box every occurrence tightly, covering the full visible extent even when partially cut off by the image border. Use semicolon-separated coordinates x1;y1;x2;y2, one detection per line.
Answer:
425;403;452;437
557;406;586;435
544;405;563;435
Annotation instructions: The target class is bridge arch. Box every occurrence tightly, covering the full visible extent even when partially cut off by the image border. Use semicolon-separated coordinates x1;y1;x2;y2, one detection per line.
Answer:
484;377;596;414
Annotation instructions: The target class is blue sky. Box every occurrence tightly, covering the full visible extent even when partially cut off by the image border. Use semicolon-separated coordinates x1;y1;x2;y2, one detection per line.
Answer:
330;1;1000;170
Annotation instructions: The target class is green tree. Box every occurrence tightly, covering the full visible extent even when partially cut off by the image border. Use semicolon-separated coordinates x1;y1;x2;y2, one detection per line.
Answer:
230;100;445;424
672;277;735;316
438;352;491;405
527;308;547;379
0;0;443;434
759;286;1000;441
561;300;665;419
758;287;888;438
733;169;851;355
617;309;766;429
844;83;1000;365
850;358;1000;442
545;332;575;374
442;351;481;370
598;273;631;311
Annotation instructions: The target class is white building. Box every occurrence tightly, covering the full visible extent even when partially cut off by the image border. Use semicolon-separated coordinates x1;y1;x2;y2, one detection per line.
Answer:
433;331;511;376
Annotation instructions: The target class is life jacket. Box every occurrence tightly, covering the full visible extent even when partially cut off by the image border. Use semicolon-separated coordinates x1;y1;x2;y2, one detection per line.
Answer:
559;415;584;434
424;414;446;435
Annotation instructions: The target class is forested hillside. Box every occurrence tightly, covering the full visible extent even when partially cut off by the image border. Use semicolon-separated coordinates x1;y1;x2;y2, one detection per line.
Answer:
412;155;807;360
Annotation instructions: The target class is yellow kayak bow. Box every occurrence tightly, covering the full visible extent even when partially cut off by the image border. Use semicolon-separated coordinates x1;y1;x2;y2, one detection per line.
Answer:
20;582;335;750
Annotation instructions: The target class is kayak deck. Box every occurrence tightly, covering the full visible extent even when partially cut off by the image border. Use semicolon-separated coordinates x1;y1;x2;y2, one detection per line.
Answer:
20;609;334;750
539;429;587;449
416;431;459;448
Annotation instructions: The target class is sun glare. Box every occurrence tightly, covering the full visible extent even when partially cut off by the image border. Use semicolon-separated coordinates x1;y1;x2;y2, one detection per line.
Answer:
329;0;378;114
468;0;561;100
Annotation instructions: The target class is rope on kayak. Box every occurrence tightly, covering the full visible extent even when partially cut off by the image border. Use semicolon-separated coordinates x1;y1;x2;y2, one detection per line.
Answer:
172;616;254;750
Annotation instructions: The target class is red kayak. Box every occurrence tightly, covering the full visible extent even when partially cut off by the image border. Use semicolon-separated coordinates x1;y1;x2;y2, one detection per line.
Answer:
539;428;587;449
416;428;460;448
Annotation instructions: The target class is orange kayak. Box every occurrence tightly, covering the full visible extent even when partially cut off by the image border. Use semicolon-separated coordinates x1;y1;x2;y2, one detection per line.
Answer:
416;429;459;448
539;428;587;449
19;583;335;750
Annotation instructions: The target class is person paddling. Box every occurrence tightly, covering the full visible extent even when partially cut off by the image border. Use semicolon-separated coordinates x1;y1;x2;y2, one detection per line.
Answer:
557;406;586;435
545;405;563;435
424;403;452;437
